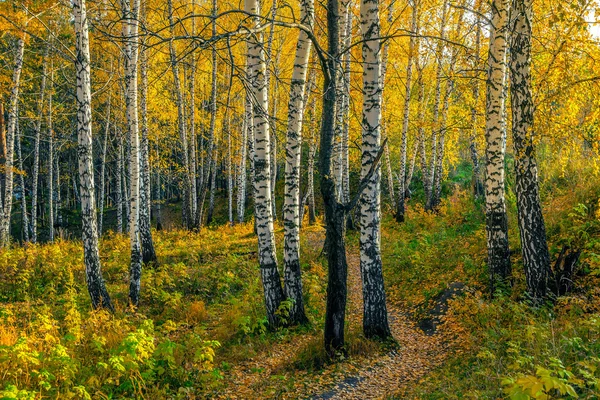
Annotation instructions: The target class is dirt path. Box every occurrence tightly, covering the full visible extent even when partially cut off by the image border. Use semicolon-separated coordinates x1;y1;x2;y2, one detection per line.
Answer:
311;247;449;399
216;230;451;399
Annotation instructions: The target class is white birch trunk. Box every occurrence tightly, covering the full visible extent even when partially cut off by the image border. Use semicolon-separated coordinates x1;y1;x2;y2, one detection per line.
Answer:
48;63;55;242
283;0;314;325
359;0;391;339
122;0;143;305
30;48;49;243
485;0;511;290
245;0;285;327
73;0;113;310
99;96;110;236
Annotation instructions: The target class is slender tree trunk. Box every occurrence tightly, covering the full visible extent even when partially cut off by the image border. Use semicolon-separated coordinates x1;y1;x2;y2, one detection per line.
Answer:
245;0;285;327
283;0;314;325
237;109;248;223
425;0;448;211
55;156;62;231
470;0;484;198
394;0;418;222
206;137;218;225
16;110;29;243
139;16;157;264
73;0;113;310
155;144;163;231
199;0;218;228
0;33;25;246
48;63;55;242
116;135;124;234
99;95;110;236
341;5;353;230
30;48;49;243
168;0;191;229
265;0;278;221
307;72;317;225
122;0;143;305
485;0;511;292
431;8;465;210
359;0;391;339
509;0;550;304
189;0;199;228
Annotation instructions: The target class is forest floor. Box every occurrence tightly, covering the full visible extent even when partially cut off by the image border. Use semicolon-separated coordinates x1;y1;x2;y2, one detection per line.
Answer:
216;230;455;399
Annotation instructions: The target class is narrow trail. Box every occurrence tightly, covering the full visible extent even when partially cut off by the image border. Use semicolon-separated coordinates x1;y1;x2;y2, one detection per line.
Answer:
216;230;452;399
312;244;450;399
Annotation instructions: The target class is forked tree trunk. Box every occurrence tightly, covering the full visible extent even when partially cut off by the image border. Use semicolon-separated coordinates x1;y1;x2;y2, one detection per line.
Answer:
509;0;550;304
358;0;391;339
485;0;511;293
283;0;314;325
73;0;113;310
245;0;285;328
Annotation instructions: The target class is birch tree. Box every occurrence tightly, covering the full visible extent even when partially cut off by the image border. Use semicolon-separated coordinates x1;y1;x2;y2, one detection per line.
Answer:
394;0;418;222
122;0;143;305
245;0;285;327
15;108;29;243
485;0;511;292
73;0;113;310
31;46;49;243
469;0;484;198
0;31;26;247
139;14;157;264
48;62;55;242
509;0;551;303
283;0;314;325
98;96;110;236
358;0;391;339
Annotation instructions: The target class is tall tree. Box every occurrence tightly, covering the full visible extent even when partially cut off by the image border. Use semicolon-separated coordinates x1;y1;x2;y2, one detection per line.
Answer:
245;0;285;327
469;0;484;198
358;0;391;339
485;0;511;292
73;0;113;310
509;0;551;303
15;107;29;243
48;61;55;242
0;30;26;247
122;0;143;305
167;0;192;229
31;45;49;243
98;95;111;236
283;0;314;325
394;0;418;222
139;8;157;264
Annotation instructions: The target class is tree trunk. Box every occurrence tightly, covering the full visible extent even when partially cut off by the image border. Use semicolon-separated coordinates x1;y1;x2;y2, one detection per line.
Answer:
425;0;448;211
168;0;192;229
122;0;143;306
30;47;49;243
139;16;157;265
265;0;278;221
237;104;249;223
99;95;110;236
394;0;417;222
469;0;484;198
283;0;313;325
509;0;550;304
358;0;391;339
321;0;351;355
0;32;25;246
485;0;511;292
188;0;199;228
116;135;124;234
48;62;55;242
15;109;29;243
245;0;285;328
73;0;113;310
